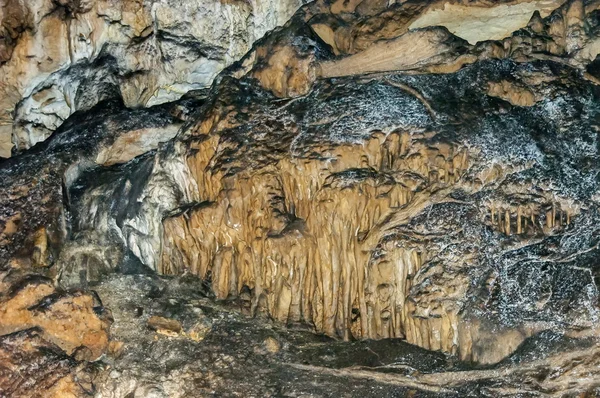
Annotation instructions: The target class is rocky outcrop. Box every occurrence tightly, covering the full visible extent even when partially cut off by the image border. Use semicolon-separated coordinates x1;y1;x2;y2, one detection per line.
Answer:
408;0;566;44
0;276;111;360
2;0;600;396
150;58;599;364
0;94;203;396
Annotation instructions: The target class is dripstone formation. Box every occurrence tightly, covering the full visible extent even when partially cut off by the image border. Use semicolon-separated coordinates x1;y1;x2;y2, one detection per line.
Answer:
2;0;600;396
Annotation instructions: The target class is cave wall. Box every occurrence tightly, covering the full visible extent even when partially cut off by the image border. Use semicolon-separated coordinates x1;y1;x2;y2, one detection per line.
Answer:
2;0;600;396
63;0;600;363
0;0;307;157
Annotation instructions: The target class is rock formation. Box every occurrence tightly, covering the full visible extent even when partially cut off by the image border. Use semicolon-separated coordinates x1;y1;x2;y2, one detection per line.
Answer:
0;0;306;157
2;0;600;396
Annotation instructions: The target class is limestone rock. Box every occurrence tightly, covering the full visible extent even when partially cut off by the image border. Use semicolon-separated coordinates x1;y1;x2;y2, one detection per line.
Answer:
486;80;538;106
0;95;200;395
0;95;202;271
0;328;91;398
186;319;212;341
90;273;600;397
1;0;600;396
147;315;182;335
0;276;111;360
318;27;476;77
263;336;282;353
145;56;599;364
0;0;307;157
408;0;566;44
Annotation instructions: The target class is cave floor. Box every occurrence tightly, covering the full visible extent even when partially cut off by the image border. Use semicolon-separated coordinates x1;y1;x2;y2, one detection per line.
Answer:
90;273;599;398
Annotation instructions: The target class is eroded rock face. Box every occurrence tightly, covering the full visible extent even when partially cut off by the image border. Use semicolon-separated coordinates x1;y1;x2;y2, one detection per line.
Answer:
55;0;600;367
0;0;307;157
0;329;92;398
408;0;566;44
147;59;599;364
0;94;203;396
2;0;600;396
0;276;111;360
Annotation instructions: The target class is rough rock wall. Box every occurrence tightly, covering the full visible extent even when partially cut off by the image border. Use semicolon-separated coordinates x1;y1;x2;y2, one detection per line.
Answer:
62;0;600;364
0;0;307;157
2;0;600;396
0;94;204;396
152;60;600;363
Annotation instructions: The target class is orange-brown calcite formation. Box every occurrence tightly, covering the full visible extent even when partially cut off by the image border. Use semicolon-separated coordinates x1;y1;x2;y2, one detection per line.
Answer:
160;131;471;355
0;329;90;398
0;277;111;360
3;1;600;396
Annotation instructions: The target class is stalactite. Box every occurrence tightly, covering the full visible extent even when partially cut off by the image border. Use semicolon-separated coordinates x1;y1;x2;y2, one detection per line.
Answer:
485;200;576;237
159;131;472;351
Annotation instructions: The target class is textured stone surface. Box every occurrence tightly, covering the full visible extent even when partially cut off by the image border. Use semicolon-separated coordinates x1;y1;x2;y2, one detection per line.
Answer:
408;0;566;44
149;58;600;364
1;0;600;396
0;0;307;157
0;278;111;360
91;273;600;397
0;328;92;398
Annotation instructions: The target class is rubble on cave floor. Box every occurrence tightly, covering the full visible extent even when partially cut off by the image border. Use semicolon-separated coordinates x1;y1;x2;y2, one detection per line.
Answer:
3;270;599;397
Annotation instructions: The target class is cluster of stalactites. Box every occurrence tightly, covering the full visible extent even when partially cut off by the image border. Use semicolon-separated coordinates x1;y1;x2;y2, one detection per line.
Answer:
159;129;471;355
487;201;576;236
